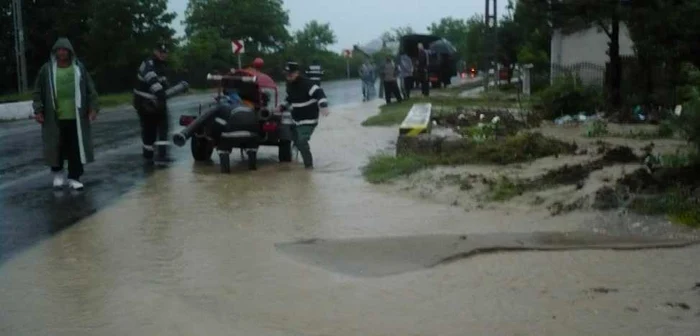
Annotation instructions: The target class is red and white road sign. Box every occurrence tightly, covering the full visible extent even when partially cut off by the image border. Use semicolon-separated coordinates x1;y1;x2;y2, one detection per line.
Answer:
342;49;352;58
232;40;245;54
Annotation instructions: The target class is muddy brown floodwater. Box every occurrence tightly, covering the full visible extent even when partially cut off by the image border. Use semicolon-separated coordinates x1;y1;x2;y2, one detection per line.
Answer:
1;101;699;336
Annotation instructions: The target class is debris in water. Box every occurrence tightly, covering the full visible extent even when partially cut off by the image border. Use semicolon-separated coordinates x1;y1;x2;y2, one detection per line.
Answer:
588;287;619;294
664;302;691;311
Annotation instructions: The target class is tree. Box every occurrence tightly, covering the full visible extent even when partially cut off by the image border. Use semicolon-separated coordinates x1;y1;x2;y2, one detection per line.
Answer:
1;0;15;94
380;26;415;44
293;20;336;52
184;0;290;52
427;17;470;63
463;14;486;68
497;16;520;82
512;0;551;68
84;0;176;92
625;0;700;106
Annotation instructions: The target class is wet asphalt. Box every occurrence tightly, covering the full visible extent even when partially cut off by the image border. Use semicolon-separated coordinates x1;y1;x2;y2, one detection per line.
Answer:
0;79;364;263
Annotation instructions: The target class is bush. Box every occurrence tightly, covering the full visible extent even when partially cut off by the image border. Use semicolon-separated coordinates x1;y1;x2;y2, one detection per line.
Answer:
362;154;429;184
672;98;700;152
534;74;603;120
363;132;577;183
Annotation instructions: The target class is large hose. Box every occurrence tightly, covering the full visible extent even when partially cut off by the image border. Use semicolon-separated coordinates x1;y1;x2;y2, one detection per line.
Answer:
258;108;272;121
172;104;220;147
133;81;189;101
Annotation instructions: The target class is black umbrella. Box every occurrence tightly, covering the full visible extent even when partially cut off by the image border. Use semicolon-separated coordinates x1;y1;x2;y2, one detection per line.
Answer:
429;38;457;55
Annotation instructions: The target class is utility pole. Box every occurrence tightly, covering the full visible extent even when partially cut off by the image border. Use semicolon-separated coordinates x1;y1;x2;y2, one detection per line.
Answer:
484;0;498;91
12;0;29;93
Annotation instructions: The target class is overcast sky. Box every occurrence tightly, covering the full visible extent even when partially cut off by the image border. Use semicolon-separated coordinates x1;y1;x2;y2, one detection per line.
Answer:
167;0;508;52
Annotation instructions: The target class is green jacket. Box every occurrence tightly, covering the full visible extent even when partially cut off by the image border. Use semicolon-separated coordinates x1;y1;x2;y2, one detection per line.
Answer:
32;38;99;167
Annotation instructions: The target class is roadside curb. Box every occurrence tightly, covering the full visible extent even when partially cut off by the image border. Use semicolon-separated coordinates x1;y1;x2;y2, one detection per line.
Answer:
0;101;33;121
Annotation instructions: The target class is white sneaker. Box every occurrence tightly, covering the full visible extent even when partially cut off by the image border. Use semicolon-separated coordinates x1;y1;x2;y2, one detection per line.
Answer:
67;179;84;190
52;173;66;189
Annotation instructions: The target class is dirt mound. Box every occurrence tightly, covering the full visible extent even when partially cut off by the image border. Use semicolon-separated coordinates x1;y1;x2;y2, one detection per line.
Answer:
617;165;700;194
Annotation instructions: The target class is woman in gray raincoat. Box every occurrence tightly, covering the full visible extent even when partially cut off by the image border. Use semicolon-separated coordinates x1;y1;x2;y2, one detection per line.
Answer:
32;37;99;190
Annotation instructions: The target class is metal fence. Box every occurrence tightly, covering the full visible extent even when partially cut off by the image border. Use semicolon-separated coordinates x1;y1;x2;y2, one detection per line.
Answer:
551;62;606;87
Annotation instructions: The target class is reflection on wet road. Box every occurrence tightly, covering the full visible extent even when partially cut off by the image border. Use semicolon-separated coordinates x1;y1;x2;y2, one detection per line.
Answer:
0;79;362;262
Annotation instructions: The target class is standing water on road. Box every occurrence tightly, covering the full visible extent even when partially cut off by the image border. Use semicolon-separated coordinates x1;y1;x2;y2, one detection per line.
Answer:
1;100;699;336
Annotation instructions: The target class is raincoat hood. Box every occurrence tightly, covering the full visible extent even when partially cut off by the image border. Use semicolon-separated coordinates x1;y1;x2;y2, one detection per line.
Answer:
52;38;76;59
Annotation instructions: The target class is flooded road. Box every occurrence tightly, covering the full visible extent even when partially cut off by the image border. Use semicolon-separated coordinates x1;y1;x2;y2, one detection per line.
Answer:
0;79;363;262
1;94;699;335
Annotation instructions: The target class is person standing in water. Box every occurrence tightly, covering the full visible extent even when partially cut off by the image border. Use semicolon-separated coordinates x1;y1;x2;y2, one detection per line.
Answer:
32;37;99;191
133;43;172;166
278;61;330;169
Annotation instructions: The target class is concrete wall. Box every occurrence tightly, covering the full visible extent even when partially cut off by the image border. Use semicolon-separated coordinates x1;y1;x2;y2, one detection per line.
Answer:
0;101;33;121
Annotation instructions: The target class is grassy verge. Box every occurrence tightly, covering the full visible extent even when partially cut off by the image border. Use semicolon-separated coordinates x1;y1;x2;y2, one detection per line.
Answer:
361;87;531;127
483;175;528;201
362;154;430;184
583;119;676;140
361;96;470;127
1;88;211;111
362;132;576;183
629;189;700;228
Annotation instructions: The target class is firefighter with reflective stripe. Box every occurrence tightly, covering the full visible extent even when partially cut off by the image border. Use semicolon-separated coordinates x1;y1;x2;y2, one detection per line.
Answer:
305;60;324;86
278;61;330;169
133;43;171;165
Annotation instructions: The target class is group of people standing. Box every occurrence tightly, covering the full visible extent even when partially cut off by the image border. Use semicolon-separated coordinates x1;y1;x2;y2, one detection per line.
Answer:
359;43;432;104
32;37;331;190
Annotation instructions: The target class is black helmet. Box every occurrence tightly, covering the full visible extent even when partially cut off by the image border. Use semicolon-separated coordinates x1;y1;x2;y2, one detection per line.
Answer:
284;61;300;73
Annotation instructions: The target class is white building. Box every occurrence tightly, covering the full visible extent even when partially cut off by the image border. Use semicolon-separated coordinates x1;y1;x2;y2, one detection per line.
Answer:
550;23;635;86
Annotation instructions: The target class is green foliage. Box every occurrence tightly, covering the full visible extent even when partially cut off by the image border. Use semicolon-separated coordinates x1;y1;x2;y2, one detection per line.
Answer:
381;26;415;44
438;132;577;165
184;0;290;50
463;119;500;142
584;119;609;138
534;74;603;120
513;0;552;70
427;17;471;64
626;0;700;75
362;132;577;183
293;21;336;52
361;93;485;127
362;154;428;184
674;98;700;152
629;188;700;228
677;63;700;103
485;176;527;201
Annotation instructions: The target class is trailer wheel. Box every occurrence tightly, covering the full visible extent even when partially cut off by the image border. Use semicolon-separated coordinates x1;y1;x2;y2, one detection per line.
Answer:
278;140;292;162
191;136;214;161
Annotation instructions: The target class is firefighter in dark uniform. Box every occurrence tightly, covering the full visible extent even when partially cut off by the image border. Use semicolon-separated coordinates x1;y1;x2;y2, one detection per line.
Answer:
305;59;324;86
133;43;171;165
278;61;330;169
